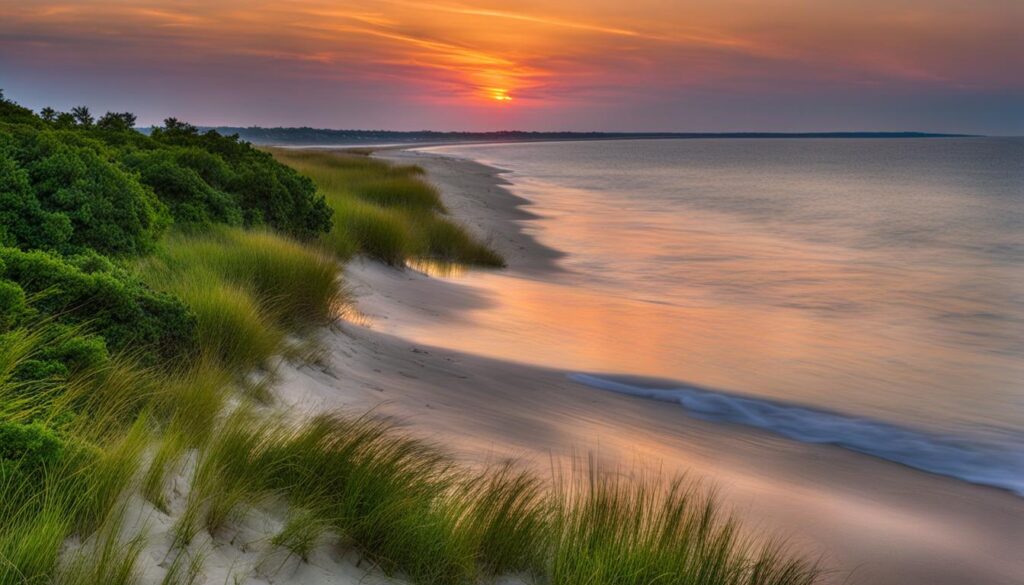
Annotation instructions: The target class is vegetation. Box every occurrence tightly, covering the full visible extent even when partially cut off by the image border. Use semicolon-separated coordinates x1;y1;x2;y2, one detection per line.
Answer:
0;89;816;585
268;149;505;267
196;126;966;146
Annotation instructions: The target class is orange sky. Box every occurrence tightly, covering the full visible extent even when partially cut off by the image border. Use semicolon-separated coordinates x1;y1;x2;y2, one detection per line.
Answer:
1;0;1021;132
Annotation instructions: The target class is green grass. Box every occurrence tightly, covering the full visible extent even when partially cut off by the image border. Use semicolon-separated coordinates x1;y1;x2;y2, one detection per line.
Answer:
268;149;505;268
548;462;819;585
271;507;331;563
1;309;818;585
136;227;345;373
0;150;818;585
173;412;819;585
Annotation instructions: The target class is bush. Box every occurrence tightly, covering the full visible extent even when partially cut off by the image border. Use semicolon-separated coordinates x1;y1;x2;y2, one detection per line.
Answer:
0;422;64;471
0;279;27;329
123;149;243;228
10;326;109;382
0;246;197;365
147;122;332;239
1;126;169;256
0;135;75;252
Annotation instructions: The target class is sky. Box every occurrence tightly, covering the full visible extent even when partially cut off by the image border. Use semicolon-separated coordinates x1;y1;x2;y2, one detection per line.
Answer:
1;0;1022;133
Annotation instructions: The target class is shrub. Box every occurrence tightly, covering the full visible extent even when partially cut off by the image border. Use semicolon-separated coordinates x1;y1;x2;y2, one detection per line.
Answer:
0;134;75;252
148;122;332;239
0;246;197;365
0;279;27;329
0;422;64;471
123;149;243;228
2;126;169;256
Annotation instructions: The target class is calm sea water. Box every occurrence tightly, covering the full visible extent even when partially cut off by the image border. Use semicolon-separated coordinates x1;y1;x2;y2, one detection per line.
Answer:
415;138;1024;494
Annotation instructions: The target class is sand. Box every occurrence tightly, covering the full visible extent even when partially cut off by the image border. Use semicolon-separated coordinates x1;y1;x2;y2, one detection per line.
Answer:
123;146;1022;584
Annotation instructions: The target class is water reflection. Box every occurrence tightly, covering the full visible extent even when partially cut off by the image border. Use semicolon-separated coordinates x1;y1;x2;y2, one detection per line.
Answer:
405;259;472;278
405;139;1024;434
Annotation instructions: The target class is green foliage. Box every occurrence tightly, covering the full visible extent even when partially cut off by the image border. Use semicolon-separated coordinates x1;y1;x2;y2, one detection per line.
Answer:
0;421;65;471
122;148;243;228
269;149;505;267
1;125;170;256
137;227;343;372
147;120;332;238
0;245;197;366
0;279;27;329
1;96;332;256
11;325;109;382
0;139;75;252
96;112;137;132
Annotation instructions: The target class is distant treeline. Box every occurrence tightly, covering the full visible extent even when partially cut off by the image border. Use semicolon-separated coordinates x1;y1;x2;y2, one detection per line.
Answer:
181;127;973;146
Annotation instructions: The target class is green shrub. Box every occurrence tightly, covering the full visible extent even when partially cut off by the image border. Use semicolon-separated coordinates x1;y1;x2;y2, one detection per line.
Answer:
0;135;75;252
0;279;27;329
0;246;197;365
1;125;170;256
148;121;332;239
123;148;243;228
11;326;109;382
0;421;64;471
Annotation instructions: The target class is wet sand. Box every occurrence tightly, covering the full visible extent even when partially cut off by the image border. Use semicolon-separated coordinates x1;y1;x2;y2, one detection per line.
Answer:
276;148;1024;585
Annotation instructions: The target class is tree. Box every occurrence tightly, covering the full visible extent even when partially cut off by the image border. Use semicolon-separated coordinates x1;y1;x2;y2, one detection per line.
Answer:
54;112;76;128
161;117;198;135
70;106;93;127
39;107;56;122
97;111;138;132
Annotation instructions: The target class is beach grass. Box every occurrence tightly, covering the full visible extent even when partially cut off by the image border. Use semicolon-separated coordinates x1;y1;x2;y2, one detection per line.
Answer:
136;227;345;373
164;411;820;585
0;110;817;585
0;218;818;585
268;148;505;267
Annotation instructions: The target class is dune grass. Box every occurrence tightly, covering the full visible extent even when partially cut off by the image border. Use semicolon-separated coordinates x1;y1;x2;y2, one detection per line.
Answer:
136;227;345;373
0;153;820;585
166;411;820;585
268;148;505;268
1;231;818;585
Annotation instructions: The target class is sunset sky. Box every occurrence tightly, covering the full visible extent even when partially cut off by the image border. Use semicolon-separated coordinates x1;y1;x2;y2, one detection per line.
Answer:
1;0;1021;133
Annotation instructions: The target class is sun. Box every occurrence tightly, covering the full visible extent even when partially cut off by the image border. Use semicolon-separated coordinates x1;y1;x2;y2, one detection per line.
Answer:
486;88;513;102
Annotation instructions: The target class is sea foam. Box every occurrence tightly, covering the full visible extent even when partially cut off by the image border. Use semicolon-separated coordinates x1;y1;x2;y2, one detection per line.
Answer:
569;373;1024;496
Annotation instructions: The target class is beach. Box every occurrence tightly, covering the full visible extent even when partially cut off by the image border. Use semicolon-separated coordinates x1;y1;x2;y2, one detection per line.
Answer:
266;147;1024;585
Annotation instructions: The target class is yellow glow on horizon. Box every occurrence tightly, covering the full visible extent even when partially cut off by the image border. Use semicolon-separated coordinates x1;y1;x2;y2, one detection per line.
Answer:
488;89;513;102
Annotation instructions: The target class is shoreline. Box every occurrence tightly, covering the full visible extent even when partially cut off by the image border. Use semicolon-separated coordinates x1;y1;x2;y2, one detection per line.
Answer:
268;146;1024;585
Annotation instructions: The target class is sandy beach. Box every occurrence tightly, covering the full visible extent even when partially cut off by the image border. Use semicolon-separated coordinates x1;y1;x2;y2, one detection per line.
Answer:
264;148;1023;585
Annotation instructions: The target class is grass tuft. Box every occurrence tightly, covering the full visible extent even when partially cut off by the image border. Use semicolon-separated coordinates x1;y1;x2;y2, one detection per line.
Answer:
137;227;345;374
268;149;504;268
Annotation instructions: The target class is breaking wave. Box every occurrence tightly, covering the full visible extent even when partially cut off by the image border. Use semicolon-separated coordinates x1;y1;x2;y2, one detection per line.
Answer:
570;373;1024;496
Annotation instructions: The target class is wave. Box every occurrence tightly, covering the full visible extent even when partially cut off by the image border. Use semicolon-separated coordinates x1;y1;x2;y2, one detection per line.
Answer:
569;373;1024;496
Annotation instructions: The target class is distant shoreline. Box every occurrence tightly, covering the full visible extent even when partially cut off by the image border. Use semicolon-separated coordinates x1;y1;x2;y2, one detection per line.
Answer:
174;127;977;147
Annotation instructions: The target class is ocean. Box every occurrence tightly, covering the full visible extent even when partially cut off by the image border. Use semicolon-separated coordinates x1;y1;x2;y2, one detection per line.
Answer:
404;137;1024;495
